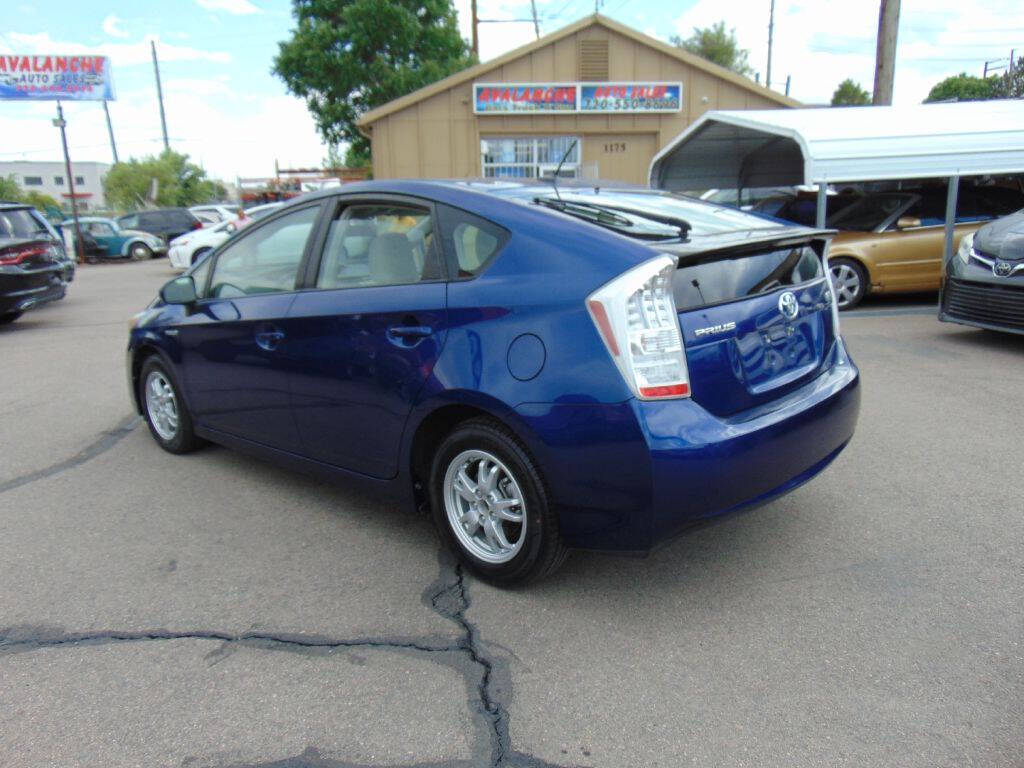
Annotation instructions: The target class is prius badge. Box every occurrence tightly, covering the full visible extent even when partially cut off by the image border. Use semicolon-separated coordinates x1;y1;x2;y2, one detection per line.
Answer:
694;320;737;338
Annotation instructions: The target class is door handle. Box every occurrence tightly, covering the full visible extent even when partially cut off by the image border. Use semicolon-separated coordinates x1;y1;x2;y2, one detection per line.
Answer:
387;325;432;339
254;328;286;351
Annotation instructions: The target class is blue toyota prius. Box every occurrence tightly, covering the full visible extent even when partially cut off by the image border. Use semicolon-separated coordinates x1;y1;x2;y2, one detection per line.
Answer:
128;180;860;583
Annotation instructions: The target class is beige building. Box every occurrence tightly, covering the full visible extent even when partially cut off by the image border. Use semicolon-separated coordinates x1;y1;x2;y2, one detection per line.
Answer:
357;14;796;185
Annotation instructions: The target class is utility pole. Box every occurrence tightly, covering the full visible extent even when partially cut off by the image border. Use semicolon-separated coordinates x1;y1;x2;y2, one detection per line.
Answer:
872;0;901;105
151;40;170;152
102;100;119;164
530;0;541;39
53;102;84;264
471;0;479;60
766;0;775;89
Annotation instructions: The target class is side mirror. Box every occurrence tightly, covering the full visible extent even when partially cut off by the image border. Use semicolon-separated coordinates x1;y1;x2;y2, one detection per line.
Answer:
161;275;198;305
896;216;922;229
225;223;236;234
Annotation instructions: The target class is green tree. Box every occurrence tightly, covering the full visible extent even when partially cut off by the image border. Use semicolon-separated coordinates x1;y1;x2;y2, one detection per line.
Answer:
273;0;474;161
344;143;371;169
0;175;21;201
0;175;60;214
831;79;871;106
924;72;1001;102
103;150;224;210
322;143;344;169
995;55;1023;97
671;21;752;76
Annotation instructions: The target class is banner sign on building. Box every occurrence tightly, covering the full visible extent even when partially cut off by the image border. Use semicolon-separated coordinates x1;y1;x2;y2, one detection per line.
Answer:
580;83;681;113
474;84;578;114
0;55;116;101
473;82;681;115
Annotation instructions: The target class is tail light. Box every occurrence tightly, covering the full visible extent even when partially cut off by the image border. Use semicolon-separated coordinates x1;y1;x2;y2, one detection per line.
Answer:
0;244;48;266
192;220;203;230
587;255;691;400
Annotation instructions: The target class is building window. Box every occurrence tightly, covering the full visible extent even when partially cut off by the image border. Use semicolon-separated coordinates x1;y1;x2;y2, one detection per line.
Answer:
23;176;43;186
480;136;581;179
75;176;85;185
54;176;64;185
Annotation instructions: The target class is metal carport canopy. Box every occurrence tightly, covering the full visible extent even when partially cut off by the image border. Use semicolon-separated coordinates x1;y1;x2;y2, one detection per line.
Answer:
648;100;1024;192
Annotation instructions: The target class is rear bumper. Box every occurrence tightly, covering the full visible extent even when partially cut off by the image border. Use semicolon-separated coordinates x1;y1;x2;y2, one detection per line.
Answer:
640;343;860;545
167;245;189;270
515;340;859;551
0;265;67;314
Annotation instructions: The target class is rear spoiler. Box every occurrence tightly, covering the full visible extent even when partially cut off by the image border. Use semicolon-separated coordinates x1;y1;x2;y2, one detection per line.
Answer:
655;228;836;266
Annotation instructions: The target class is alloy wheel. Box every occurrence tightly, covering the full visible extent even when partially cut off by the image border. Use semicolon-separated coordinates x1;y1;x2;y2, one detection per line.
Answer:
443;449;526;564
830;263;861;309
145;370;179;441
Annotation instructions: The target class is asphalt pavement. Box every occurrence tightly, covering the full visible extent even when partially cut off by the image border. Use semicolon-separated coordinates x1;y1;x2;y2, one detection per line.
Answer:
1;259;1021;768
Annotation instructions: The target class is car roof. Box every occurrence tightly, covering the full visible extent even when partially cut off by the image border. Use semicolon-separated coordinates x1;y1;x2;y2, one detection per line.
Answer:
279;179;815;246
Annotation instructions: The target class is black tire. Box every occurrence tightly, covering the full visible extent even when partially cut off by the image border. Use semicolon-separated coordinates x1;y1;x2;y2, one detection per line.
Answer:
139;357;200;454
130;242;152;261
829;257;869;310
191;247;211;266
429;417;568;585
0;311;23;325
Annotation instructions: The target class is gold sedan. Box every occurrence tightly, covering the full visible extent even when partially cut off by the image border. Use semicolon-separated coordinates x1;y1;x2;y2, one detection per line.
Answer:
826;188;1023;309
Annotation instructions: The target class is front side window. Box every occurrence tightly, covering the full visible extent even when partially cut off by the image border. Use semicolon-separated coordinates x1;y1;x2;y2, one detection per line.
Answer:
316;203;440;289
209;205;319;297
87;222;114;236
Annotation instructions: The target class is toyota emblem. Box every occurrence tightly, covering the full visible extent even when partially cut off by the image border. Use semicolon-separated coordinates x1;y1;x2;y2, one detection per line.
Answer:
778;291;799;320
994;261;1012;277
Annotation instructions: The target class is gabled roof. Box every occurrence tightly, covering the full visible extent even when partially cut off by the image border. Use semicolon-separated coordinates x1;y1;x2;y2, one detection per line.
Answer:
649;100;1024;190
357;14;797;129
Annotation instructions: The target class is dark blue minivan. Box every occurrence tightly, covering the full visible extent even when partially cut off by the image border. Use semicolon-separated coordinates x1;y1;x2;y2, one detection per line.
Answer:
128;180;860;583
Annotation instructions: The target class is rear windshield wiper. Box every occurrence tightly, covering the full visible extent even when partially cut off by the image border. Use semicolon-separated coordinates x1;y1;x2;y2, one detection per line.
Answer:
533;197;689;241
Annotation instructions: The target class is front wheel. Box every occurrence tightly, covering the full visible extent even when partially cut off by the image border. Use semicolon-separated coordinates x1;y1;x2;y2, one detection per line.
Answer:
191;247;211;266
130;242;152;261
430;418;567;585
829;257;868;310
140;357;199;454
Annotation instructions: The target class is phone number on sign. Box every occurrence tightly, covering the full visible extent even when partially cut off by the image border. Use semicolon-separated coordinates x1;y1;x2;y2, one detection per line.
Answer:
581;97;680;112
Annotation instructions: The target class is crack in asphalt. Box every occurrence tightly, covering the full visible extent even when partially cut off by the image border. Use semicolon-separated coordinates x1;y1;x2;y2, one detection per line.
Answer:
0;551;581;768
0;414;139;494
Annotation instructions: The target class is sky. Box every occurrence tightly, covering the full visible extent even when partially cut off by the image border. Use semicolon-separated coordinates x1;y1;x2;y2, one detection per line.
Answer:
1;0;1020;182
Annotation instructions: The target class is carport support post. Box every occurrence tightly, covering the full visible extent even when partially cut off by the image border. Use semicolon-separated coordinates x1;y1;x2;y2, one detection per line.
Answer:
815;183;827;229
944;175;959;267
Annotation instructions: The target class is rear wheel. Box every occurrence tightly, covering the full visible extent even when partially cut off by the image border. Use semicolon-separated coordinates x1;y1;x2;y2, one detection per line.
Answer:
829;257;868;310
0;311;23;325
130;242;152;261
140;357;199;454
430;418;567;585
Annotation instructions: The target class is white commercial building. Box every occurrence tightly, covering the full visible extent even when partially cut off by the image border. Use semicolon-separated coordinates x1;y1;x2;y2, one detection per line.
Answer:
0;160;111;212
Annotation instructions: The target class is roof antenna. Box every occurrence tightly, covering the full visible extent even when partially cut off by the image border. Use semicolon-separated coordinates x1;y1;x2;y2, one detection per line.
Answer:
551;139;577;201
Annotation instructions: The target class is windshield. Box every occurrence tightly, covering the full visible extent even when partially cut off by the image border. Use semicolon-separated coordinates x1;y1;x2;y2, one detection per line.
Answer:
0;208;54;240
827;193;914;231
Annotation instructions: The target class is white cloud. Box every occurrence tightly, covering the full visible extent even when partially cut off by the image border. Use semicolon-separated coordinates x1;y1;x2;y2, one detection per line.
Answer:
195;0;262;15
0;31;230;67
102;14;129;39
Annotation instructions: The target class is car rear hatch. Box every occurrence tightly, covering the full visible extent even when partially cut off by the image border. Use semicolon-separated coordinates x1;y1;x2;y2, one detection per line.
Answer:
656;231;838;418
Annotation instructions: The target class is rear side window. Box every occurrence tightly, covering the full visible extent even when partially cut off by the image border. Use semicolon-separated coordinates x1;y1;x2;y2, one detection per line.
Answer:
437;204;508;278
316;203;441;289
672;246;824;311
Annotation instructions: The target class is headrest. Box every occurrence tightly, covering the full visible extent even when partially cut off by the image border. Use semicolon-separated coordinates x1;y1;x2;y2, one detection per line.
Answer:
369;233;418;285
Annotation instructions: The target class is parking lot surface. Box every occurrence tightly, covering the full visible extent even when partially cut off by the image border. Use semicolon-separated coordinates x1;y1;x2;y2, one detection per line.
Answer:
1;260;1021;767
